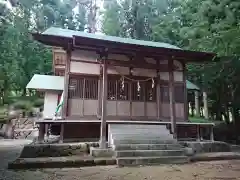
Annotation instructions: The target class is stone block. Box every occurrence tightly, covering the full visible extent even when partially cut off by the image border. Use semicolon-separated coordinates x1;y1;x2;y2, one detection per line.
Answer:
20;142;97;158
179;141;231;153
117;156;188;166
113;144;182;151
183;147;195;156
115;149;184;157
90;147;114;158
113;139;177;145
8;156;117;169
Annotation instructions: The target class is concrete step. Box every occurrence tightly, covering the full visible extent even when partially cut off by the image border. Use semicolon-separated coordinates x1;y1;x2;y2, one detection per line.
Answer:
115;149;184;157
111;134;173;140
117;156;188;166
113;144;183;151
109;124;167;130
109;127;169;131
110;131;171;135
113;139;177;145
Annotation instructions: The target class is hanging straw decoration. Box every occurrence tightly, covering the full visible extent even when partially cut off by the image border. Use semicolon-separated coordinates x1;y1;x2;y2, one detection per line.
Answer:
137;81;140;92
121;76;125;90
152;77;155;88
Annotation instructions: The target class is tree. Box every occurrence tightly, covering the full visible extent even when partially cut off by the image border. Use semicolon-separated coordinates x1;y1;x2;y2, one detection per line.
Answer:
0;0;89;104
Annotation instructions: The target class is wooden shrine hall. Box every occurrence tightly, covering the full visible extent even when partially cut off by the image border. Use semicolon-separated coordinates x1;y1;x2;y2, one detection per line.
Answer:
31;27;216;146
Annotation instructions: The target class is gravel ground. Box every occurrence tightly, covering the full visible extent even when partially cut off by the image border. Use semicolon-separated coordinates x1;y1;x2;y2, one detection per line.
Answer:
1;141;240;180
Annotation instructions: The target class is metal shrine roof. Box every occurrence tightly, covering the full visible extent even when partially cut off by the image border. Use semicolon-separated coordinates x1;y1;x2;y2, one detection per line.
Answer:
42;27;181;50
186;80;200;90
26;74;199;91
32;27;216;62
26;74;64;91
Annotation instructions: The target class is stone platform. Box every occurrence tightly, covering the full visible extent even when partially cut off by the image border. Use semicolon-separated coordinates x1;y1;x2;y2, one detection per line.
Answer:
9;151;240;169
8;156;116;169
179;141;231;154
20;142;99;158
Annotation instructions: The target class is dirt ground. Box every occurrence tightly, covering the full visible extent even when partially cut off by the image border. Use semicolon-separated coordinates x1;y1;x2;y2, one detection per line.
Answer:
1;140;240;180
1;160;240;180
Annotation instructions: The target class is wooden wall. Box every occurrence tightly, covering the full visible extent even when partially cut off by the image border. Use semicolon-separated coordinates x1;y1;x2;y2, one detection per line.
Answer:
43;91;59;118
53;49;186;121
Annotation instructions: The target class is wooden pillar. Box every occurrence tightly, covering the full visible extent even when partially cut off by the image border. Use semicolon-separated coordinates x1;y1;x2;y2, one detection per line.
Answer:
97;78;102;119
44;124;49;138
210;125;214;141
169;59;177;138
59;123;64;143
196;124;201;141
38;123;45;143
203;91;209;119
195;91;200;117
156;70;161;120
100;59;107;149
182;62;188;121
62;44;71;119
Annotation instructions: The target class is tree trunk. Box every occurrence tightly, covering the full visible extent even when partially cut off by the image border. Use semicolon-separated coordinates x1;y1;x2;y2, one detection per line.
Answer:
203;91;209;119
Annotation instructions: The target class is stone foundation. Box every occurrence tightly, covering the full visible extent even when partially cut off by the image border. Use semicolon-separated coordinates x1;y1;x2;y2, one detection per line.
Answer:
90;147;115;158
20;142;99;158
179;141;231;154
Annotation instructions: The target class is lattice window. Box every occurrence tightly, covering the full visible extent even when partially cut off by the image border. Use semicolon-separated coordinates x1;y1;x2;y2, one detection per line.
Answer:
85;77;98;99
108;79;117;100
68;76;98;99
160;85;169;102
174;84;184;103
68;78;84;98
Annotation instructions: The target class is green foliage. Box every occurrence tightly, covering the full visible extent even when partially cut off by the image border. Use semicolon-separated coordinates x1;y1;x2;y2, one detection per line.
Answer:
1;0;240;124
0;0;88;105
189;116;211;123
103;0;240;122
33;99;44;108
13;101;31;110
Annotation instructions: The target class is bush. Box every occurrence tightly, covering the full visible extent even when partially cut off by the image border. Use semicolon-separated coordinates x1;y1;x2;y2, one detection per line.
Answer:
0;114;8;123
33;99;44;108
13;101;31;110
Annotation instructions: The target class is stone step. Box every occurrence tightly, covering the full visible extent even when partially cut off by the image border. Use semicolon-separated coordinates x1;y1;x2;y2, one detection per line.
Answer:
113;144;183;151
109;127;169;131
115;149;184;157
117;156;188;166
109;131;171;135
111;134;173;140
109;128;169;132
113;139;177;145
109;124;167;129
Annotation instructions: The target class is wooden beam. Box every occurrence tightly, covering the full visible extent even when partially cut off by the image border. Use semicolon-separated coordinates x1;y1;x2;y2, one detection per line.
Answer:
169;59;177;138
73;36;215;62
62;43;71;118
105;59;179;71
100;59;107;149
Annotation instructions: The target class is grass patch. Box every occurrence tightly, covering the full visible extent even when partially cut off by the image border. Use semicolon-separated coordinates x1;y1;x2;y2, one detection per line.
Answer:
189;116;212;123
0;106;8;123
